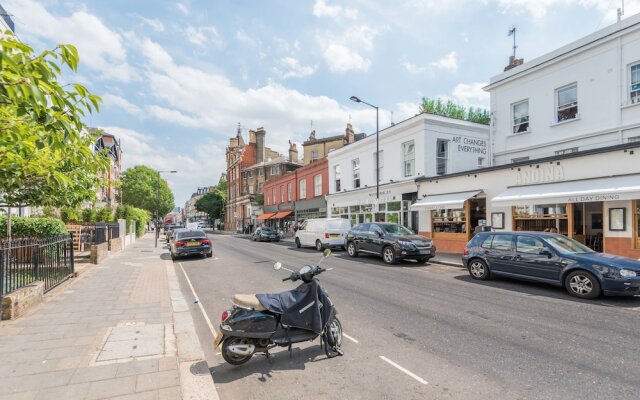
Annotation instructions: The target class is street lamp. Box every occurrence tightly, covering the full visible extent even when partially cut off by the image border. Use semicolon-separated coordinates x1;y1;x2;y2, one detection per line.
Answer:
349;96;379;199
156;170;177;248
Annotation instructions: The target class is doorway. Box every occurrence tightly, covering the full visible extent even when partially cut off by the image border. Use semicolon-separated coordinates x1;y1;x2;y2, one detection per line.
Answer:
572;202;603;251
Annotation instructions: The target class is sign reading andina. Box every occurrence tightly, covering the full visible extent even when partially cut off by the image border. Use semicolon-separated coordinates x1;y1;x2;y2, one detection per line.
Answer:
515;165;565;186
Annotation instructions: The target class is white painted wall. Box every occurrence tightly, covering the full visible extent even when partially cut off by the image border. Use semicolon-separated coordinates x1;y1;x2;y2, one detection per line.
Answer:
327;113;489;194
487;15;640;165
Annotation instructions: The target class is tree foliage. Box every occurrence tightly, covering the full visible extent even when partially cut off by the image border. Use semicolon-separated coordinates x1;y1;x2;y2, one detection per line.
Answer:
419;97;491;125
115;205;150;237
0;32;108;208
0;217;67;238
195;191;224;222
119;166;175;219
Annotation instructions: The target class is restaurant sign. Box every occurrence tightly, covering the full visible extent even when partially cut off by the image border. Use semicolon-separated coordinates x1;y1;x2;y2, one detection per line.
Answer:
567;194;621;203
515;165;564;186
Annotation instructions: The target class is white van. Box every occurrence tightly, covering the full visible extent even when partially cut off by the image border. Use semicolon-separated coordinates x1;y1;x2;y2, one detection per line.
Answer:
295;218;352;251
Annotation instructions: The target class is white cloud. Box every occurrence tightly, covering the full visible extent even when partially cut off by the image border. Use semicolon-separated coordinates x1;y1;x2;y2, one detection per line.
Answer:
431;51;458;73
323;43;371;72
313;0;358;20
448;82;490;109
317;25;381;73
102;94;143;116
176;3;189;15
496;0;640;21
186;25;223;49
402;61;429;74
236;29;259;47
4;0;137;82
393;101;421;122
138;16;164;32
279;57;317;79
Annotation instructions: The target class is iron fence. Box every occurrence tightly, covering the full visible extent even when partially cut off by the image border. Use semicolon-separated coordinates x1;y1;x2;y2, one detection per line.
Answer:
0;235;75;312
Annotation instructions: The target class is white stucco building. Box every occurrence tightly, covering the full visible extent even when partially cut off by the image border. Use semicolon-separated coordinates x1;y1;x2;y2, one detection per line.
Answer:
413;15;640;258
326;113;489;231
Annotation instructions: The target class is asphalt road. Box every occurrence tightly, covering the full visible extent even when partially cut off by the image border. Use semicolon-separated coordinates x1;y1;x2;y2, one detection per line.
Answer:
172;234;640;400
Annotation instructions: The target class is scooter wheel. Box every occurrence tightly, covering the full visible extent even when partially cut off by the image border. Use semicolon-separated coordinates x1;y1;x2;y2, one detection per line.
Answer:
221;337;254;365
324;317;343;358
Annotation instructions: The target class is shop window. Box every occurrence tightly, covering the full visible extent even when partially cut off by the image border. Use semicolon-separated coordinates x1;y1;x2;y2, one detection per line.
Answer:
287;183;292;201
631;63;640;104
314;174;322;197
512;100;529;133
635;200;640;248
402;141;415;177
432;208;466;234
556;83;578;122
513;204;568;234
334;165;341;192
436;139;448;175
352;158;360;188
374;150;384;182
299;179;306;199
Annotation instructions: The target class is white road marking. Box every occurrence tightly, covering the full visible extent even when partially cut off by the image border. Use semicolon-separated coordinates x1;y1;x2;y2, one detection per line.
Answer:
343;333;359;344
179;262;218;337
379;356;428;385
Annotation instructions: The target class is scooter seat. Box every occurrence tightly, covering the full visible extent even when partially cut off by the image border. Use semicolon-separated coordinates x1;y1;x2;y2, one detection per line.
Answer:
233;294;266;311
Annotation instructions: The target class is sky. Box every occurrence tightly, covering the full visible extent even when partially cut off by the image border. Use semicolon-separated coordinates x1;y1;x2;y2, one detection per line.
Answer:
3;0;638;207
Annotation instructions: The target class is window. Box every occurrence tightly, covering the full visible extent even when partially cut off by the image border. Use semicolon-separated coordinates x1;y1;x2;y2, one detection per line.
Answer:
478;157;485;168
334;165;341;192
258;182;263;192
374;150;384;182
280;185;284;203
402;141;415;177
287;183;292;201
299;179;307;199
314;174;322;197
516;236;546;254
272;188;275;204
628;136;640;143
436;139;448;175
631;64;640;104
266;192;269;205
512;100;529;133
555;147;578;155
511;156;529;163
246;170;252;178
249;185;255;194
352;158;360;188
491;234;513;250
311;150;319;161
556;83;578;122
271;166;279;175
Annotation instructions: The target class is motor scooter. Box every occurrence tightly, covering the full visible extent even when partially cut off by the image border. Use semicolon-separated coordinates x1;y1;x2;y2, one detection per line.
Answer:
214;249;343;365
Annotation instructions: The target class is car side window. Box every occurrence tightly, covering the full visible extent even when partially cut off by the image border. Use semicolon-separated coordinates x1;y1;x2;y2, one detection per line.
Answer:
358;224;370;232
516;236;545;254
480;235;493;249
491;234;513;250
370;224;383;235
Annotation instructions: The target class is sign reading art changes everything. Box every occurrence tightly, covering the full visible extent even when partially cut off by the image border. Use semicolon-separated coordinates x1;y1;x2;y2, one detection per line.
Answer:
452;136;487;155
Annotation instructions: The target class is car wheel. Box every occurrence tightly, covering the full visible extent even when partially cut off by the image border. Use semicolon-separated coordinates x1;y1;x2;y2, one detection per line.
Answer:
206;251;213;258
347;241;358;257
295;238;301;248
316;240;323;252
565;270;601;299
468;258;490;280
382;246;397;264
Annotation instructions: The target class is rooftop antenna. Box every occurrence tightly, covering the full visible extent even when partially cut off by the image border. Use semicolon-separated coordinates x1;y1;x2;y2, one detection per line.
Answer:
390;111;394;125
348;114;352;124
617;0;624;22
508;25;517;58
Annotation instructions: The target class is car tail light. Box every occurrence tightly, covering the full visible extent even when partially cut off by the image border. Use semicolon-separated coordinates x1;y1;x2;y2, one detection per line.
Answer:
221;310;230;322
175;241;186;247
325;233;330;239
463;248;470;256
201;239;211;244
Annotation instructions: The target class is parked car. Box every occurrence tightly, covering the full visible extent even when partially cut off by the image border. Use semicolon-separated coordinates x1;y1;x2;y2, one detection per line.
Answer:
170;229;212;260
345;223;435;264
166;226;185;243
295;218;352;251
462;231;640;299
252;227;280;242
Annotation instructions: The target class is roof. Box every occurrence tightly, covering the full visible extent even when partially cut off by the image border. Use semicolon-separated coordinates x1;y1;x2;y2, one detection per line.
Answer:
303;134;344;145
486;13;640;90
244;155;302;170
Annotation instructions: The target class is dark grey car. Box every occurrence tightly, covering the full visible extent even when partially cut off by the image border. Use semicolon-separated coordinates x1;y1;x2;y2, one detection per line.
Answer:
170;229;212;260
345;223;436;264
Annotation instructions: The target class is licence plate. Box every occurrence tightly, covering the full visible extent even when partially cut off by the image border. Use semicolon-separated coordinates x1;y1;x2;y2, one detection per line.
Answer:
330;234;340;238
187;241;200;247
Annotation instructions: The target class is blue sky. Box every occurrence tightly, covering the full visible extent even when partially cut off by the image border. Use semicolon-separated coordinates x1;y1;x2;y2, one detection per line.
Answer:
3;0;637;206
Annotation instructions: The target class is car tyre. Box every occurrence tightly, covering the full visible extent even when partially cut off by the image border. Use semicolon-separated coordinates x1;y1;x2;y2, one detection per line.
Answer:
382;246;397;264
565;270;601;299
316;240;324;252
468;258;490;280
206;251;213;258
295;238;301;248
347;241;358;257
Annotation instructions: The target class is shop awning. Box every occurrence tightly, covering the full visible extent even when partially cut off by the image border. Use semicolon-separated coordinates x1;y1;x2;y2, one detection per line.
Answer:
411;190;482;210
271;211;293;219
491;174;640;207
256;213;276;220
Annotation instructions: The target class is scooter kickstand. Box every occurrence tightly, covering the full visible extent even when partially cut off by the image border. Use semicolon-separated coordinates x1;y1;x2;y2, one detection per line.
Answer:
288;344;292;358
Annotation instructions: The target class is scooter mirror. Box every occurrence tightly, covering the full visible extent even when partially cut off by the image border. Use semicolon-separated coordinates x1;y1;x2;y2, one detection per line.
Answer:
323;249;332;258
273;262;283;271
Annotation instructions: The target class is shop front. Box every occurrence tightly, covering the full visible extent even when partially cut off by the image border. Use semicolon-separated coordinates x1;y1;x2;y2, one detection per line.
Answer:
415;144;640;258
294;197;327;221
327;180;420;232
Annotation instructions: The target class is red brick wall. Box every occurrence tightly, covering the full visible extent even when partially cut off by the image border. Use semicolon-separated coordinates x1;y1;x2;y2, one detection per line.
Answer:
604;237;640;259
297;158;328;198
262;158;329;206
419;232;466;254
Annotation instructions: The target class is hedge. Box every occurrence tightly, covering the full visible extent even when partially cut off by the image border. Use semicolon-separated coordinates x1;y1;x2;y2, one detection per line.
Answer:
0;217;68;238
115;205;150;237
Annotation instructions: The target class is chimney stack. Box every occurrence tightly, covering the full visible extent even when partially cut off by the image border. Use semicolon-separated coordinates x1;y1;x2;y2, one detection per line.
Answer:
248;129;257;144
344;123;355;144
288;141;298;163
504;55;524;71
255;127;266;164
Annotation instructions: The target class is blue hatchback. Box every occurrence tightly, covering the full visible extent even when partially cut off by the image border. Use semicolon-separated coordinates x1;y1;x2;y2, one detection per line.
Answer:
462;232;640;299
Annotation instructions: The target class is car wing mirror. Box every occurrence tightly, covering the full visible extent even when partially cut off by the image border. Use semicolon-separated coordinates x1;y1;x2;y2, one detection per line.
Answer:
539;248;553;258
376;231;384;238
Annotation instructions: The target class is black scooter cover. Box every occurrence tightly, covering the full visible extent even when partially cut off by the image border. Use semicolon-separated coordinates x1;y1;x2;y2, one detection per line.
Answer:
256;280;333;335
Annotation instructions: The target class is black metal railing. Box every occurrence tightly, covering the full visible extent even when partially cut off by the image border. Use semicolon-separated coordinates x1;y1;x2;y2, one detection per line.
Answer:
0;235;75;310
108;223;120;240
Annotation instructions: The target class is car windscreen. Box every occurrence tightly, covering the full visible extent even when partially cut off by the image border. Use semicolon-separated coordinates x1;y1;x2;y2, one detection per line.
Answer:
261;228;274;233
380;224;413;235
545;235;594;254
176;231;206;239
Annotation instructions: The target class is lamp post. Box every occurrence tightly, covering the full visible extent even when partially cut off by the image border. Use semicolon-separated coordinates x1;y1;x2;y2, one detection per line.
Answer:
349;96;379;199
156;170;177;248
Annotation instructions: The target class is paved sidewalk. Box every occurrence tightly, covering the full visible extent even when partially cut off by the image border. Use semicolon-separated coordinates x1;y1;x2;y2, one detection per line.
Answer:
431;252;464;267
0;235;218;400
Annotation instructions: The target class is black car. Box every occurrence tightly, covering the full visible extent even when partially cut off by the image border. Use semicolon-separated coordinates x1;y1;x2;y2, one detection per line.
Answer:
252;227;280;242
166;225;185;243
170;229;213;260
462;231;640;299
345;223;436;264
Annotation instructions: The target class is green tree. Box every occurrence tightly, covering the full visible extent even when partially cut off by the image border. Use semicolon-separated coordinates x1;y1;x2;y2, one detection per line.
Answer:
215;179;227;199
119;166;175;219
419;96;490;125
195;191;224;222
